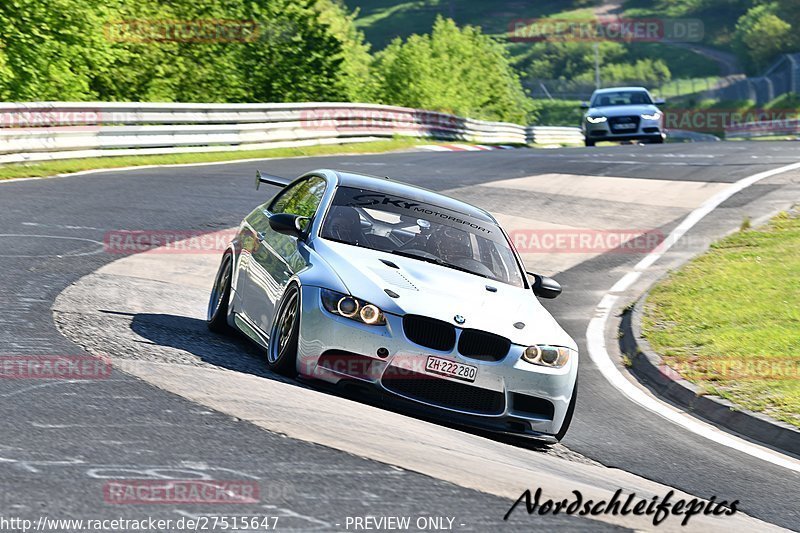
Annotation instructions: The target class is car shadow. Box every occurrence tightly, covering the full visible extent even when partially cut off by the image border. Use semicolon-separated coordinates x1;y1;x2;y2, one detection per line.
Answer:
129;312;554;453
129;313;276;379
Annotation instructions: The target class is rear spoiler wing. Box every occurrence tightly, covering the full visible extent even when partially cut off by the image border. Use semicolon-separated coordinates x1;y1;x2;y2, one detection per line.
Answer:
255;170;291;190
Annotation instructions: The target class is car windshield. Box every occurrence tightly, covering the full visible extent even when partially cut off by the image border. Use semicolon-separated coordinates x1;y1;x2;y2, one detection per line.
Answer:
319;186;525;288
592;90;652;107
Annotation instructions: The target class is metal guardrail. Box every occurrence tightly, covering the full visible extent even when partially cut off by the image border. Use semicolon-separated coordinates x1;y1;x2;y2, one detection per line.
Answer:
527;126;584;145
724;119;800;139
0;102;532;164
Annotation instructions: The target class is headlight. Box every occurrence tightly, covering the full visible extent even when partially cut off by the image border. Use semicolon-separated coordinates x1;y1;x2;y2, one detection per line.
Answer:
586;116;607;123
641;112;661;120
321;289;386;326
521;345;573;368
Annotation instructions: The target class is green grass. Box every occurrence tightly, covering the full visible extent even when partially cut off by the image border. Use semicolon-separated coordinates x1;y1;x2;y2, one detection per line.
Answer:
727;135;800;141
0;138;431;181
627;43;721;79
764;92;800;111
642;209;800;428
623;0;741;50
654;77;720;98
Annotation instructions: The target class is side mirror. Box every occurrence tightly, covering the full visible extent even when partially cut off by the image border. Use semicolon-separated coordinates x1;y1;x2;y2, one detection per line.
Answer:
654;97;665;105
580;102;590;109
527;272;562;299
269;213;309;239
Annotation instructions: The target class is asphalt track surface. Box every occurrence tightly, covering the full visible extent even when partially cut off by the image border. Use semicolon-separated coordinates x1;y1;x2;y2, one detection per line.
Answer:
1;142;799;530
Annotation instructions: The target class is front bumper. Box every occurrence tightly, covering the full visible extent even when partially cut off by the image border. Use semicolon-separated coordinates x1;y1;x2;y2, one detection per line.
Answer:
296;286;578;437
584;118;664;142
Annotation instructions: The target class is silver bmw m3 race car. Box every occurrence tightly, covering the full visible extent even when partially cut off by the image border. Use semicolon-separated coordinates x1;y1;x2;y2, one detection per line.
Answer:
207;169;579;441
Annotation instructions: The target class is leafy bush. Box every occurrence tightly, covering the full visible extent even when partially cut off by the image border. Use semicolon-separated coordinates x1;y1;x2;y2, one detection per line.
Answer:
764;92;800;111
1;0;371;103
0;0;117;100
530;99;583;126
0;2;536;126
518;41;671;87
373;17;534;123
733;3;792;74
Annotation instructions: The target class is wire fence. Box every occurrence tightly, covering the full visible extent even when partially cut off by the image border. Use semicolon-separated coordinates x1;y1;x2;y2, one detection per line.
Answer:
525;52;800;105
524;77;719;101
704;54;800;104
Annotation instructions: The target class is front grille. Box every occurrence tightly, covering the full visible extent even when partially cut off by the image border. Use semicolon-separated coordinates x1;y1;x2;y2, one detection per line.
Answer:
609;115;641;133
458;329;510;361
403;315;455;351
512;393;555;420
382;368;504;415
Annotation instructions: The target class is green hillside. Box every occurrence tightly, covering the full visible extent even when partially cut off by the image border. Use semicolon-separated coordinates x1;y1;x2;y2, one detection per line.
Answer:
345;0;800;90
348;0;590;49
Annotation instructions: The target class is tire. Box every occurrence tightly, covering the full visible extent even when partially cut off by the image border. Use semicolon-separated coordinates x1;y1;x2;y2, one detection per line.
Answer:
267;284;301;377
584;138;595;147
207;253;233;333
555;375;578;442
651;135;665;144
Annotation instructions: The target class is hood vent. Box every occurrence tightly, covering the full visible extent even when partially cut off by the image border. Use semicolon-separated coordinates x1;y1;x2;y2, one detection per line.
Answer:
371;267;418;291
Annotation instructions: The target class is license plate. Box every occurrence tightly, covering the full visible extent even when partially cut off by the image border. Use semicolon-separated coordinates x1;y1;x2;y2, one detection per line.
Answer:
425;356;477;382
614;122;636;130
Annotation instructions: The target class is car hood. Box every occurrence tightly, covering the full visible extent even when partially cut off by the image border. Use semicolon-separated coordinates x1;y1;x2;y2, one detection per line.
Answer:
310;239;576;349
587;104;660;117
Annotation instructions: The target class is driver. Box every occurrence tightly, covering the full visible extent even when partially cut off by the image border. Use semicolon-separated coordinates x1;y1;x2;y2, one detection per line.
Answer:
428;226;472;263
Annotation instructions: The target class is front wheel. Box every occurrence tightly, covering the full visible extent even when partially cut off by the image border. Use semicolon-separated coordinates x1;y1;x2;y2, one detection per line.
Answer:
267;284;301;377
207;253;233;333
555;375;578;442
584;138;595;147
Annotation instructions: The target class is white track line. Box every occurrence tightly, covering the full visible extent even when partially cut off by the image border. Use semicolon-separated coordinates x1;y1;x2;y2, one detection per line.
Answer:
586;161;800;473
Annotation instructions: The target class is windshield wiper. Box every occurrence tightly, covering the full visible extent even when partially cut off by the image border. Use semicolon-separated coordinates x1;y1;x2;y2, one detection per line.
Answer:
390;250;488;278
390;249;439;264
437;260;489;278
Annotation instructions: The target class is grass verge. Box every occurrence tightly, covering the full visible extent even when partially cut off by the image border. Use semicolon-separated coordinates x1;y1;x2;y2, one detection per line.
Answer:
0;138;431;181
642;209;800;428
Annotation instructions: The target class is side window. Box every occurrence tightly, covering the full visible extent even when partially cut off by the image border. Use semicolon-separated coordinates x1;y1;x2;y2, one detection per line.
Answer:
270;177;326;219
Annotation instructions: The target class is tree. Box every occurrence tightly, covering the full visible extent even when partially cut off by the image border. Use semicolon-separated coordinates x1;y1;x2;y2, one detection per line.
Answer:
733;3;792;74
0;0;116;100
374;16;533;123
314;0;377;102
238;0;348;103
